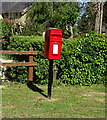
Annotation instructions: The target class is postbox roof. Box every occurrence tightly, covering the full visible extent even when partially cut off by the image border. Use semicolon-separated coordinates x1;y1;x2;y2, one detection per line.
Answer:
47;28;62;34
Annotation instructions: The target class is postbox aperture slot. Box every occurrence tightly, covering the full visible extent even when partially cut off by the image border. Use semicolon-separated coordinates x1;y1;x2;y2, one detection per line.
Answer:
51;34;62;36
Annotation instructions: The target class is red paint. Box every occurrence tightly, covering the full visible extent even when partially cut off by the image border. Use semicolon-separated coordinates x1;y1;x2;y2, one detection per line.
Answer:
44;28;62;59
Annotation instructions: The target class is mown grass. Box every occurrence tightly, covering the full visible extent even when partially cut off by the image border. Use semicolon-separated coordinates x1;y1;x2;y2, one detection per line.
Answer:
2;83;105;118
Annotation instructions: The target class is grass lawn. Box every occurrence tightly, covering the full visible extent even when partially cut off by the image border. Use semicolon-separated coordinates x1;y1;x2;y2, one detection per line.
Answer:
1;83;105;118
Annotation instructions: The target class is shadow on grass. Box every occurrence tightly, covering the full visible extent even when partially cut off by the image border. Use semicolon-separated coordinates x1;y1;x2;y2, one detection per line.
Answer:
27;81;48;98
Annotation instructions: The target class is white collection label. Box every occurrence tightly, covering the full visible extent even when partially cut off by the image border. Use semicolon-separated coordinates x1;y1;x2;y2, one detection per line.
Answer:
53;44;58;54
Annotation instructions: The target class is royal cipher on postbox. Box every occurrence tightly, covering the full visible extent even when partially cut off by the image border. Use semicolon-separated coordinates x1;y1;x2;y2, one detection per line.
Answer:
44;28;62;59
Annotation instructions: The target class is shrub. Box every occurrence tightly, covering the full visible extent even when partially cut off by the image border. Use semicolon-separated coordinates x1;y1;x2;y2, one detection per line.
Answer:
7;36;48;84
7;32;107;85
0;19;13;50
59;32;107;85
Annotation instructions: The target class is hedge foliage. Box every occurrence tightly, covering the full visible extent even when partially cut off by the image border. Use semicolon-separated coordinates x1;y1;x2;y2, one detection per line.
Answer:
7;32;107;85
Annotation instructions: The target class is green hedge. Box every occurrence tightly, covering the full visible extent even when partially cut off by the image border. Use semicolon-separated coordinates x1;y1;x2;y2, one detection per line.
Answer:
7;32;107;85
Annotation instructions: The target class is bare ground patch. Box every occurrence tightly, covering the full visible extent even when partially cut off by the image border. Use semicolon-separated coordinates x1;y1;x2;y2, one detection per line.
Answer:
83;92;105;97
37;96;59;102
0;86;5;89
95;98;105;102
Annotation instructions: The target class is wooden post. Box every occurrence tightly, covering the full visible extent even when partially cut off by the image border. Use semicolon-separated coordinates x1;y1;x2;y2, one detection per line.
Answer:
48;59;53;99
28;48;34;82
53;63;57;87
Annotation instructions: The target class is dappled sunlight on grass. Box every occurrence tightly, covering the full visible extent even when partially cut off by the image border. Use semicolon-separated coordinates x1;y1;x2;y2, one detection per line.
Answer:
2;83;105;118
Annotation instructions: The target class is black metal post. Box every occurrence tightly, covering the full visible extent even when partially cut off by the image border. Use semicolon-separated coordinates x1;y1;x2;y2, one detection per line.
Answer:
48;59;53;99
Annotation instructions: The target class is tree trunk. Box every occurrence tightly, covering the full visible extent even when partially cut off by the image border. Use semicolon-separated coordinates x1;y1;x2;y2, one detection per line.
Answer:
99;2;104;34
95;2;104;34
95;2;101;34
106;24;107;37
69;25;73;38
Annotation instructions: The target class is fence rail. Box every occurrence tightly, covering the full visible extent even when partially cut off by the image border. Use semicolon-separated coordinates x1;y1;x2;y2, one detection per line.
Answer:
0;48;38;82
0;62;37;67
0;50;38;55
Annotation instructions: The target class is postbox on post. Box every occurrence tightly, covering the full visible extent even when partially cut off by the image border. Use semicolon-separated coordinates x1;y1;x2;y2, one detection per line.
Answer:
44;28;62;99
44;28;62;59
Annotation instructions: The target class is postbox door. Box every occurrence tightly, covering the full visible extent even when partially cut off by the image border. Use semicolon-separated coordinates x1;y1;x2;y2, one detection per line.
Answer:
48;41;62;59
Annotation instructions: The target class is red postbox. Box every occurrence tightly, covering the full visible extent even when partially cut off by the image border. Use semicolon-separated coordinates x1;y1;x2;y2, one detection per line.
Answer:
44;28;62;59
